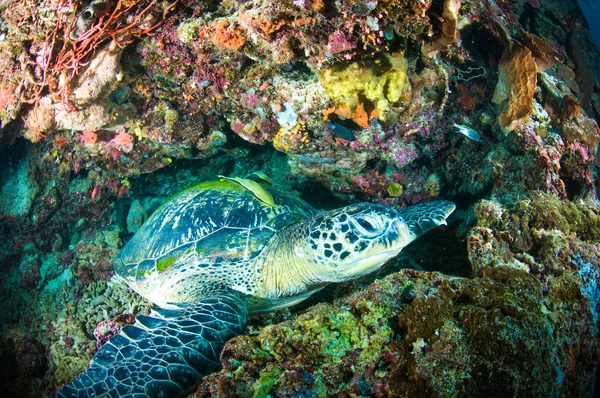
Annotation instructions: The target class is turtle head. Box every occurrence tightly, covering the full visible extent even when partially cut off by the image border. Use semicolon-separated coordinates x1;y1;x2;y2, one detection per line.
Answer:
301;201;455;282
259;200;455;300
301;203;409;281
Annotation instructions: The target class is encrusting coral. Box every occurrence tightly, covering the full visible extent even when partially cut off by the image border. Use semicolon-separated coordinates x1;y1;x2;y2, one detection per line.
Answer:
319;53;412;122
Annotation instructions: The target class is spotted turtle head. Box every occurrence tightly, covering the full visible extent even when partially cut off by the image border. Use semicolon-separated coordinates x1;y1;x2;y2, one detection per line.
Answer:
301;203;412;281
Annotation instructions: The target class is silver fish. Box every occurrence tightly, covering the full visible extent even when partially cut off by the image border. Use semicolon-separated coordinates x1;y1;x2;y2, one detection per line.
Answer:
452;123;483;142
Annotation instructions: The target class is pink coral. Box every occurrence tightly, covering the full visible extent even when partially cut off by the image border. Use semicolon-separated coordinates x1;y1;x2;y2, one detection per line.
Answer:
394;145;419;166
0;84;16;110
326;32;356;55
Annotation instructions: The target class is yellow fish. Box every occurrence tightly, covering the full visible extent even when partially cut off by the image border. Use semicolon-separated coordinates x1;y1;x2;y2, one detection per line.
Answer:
219;175;275;206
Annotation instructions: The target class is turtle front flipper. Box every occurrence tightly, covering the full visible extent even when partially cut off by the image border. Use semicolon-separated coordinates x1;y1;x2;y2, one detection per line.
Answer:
398;200;456;240
57;293;247;398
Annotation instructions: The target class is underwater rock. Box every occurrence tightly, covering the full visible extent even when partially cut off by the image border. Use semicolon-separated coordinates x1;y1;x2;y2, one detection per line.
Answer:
71;41;124;106
568;31;596;115
0;148;39;218
559;113;600;149
126;199;148;234
469;192;600;274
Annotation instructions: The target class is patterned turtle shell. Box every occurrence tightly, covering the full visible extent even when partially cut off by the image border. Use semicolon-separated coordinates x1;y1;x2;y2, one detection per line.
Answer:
115;179;316;308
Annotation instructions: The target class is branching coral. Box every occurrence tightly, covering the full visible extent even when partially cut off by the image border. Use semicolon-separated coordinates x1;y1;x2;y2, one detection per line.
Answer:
19;0;178;109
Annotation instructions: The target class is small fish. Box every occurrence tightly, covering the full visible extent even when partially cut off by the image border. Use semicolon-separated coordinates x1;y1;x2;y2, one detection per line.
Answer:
452;123;483;142
81;130;98;144
325;121;356;141
111;132;134;145
219;175;275;206
91;185;100;200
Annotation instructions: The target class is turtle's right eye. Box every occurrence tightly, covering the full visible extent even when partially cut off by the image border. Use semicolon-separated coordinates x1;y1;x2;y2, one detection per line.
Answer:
356;218;375;231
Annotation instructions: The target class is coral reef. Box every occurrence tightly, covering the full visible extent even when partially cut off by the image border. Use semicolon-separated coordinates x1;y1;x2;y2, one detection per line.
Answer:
319;52;412;122
0;0;599;396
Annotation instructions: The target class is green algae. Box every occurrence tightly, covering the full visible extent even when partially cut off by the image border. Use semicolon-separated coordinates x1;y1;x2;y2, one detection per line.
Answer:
258;304;363;363
156;256;176;272
386;182;403;197
252;363;284;398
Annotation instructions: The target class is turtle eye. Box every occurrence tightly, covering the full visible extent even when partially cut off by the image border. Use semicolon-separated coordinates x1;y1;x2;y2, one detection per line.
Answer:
356;217;376;231
354;215;386;235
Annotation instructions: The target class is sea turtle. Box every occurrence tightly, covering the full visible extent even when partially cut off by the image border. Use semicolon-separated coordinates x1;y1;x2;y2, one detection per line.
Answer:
59;176;455;397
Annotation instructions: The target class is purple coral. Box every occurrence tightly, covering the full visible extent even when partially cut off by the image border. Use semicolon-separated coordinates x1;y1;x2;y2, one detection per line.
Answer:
93;314;135;349
326;31;357;55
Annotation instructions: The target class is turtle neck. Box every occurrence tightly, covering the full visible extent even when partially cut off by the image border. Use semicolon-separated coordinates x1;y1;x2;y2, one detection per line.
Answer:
256;220;326;299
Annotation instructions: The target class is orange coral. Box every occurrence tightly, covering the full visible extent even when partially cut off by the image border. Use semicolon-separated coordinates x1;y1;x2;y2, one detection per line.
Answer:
239;13;287;38
322;107;335;117
456;84;485;113
352;103;369;128
492;42;537;130
325;102;370;128
254;18;287;37
0;84;15;110
309;0;325;11
456;85;475;112
333;103;353;120
211;20;246;50
294;17;317;28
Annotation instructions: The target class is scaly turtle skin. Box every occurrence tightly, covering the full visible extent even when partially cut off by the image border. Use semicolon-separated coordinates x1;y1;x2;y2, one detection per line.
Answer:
59;177;455;398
